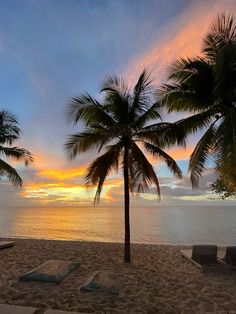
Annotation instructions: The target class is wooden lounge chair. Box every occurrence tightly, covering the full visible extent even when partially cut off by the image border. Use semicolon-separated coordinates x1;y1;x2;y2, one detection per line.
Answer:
80;271;119;295
44;310;89;314
218;246;236;268
180;245;218;269
0;241;14;249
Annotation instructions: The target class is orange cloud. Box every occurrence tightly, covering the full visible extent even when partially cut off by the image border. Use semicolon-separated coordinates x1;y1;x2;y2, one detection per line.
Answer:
20;175;123;205
38;167;87;180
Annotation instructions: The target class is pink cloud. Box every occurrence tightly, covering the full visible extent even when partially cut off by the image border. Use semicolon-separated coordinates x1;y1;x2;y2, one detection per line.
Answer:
126;0;236;86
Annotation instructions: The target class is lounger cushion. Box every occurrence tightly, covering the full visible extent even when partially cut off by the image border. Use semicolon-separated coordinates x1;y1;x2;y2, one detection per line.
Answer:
19;259;80;283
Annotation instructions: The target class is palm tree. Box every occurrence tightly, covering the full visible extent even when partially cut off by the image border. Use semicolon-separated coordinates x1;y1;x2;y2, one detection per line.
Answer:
65;70;182;263
210;174;236;199
0;110;33;186
158;12;236;189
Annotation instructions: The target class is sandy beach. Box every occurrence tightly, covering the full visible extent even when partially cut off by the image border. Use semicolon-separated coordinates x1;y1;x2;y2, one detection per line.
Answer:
0;238;236;313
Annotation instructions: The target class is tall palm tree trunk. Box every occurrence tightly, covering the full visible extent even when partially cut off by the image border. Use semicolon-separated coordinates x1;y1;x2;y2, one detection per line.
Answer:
123;144;131;263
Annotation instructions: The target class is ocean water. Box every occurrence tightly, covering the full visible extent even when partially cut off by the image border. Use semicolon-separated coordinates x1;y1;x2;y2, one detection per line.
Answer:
0;206;236;245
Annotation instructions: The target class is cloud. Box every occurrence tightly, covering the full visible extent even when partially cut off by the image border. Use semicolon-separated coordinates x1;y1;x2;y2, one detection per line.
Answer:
37;167;87;181
17;168;124;206
126;0;236;86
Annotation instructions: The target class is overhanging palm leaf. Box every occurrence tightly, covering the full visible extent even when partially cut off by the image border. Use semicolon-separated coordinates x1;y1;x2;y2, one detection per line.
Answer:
0;110;33;187
159;12;236;188
0;146;33;165
189;124;217;189
144;142;182;179
85;143;122;204
136;122;186;148
128;141;160;197
159;59;214;113
0;110;20;145
213;109;236;184
0;159;23;186
173;109;218;137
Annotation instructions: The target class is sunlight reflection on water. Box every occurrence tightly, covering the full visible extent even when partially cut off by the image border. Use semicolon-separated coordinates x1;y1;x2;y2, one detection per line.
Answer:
0;206;236;245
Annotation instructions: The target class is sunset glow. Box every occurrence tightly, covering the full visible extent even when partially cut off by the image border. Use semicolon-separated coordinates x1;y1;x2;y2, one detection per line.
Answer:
1;0;235;207
1;3;236;312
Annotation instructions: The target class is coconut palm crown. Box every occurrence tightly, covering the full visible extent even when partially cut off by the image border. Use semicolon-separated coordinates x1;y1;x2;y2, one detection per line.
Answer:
158;12;236;189
0;110;33;186
65;70;182;263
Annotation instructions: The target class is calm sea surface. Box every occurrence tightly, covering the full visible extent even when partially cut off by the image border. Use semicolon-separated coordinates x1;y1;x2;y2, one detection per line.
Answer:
0;206;236;245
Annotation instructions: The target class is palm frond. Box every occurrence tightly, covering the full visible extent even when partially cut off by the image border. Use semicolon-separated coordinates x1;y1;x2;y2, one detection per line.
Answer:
101;74;129;95
0;110;20;145
0;133;19;146
130;69;154;117
159;58;214;113
136;122;186;148
65;131;106;158
67;93;116;127
158;83;203;113
65;124;124;158
212;12;236;42
0;158;23;187
168;58;198;82
203;33;219;61
0;110;18;125
213;108;236;183
144;142;182;179
100;75;131;123
203;12;236;60
133;101;162;130
213;40;236;100
189;123;217;189
174;109;218;136
0;146;33;165
85;142;122;203
103;91;130;124
128;141;160;199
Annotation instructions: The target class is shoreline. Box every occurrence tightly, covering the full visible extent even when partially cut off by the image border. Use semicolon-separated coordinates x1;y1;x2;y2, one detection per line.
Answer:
0;238;236;313
0;235;194;247
0;235;230;248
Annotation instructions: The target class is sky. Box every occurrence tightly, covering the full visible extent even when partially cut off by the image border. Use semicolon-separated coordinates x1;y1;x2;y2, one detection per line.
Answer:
0;0;236;208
